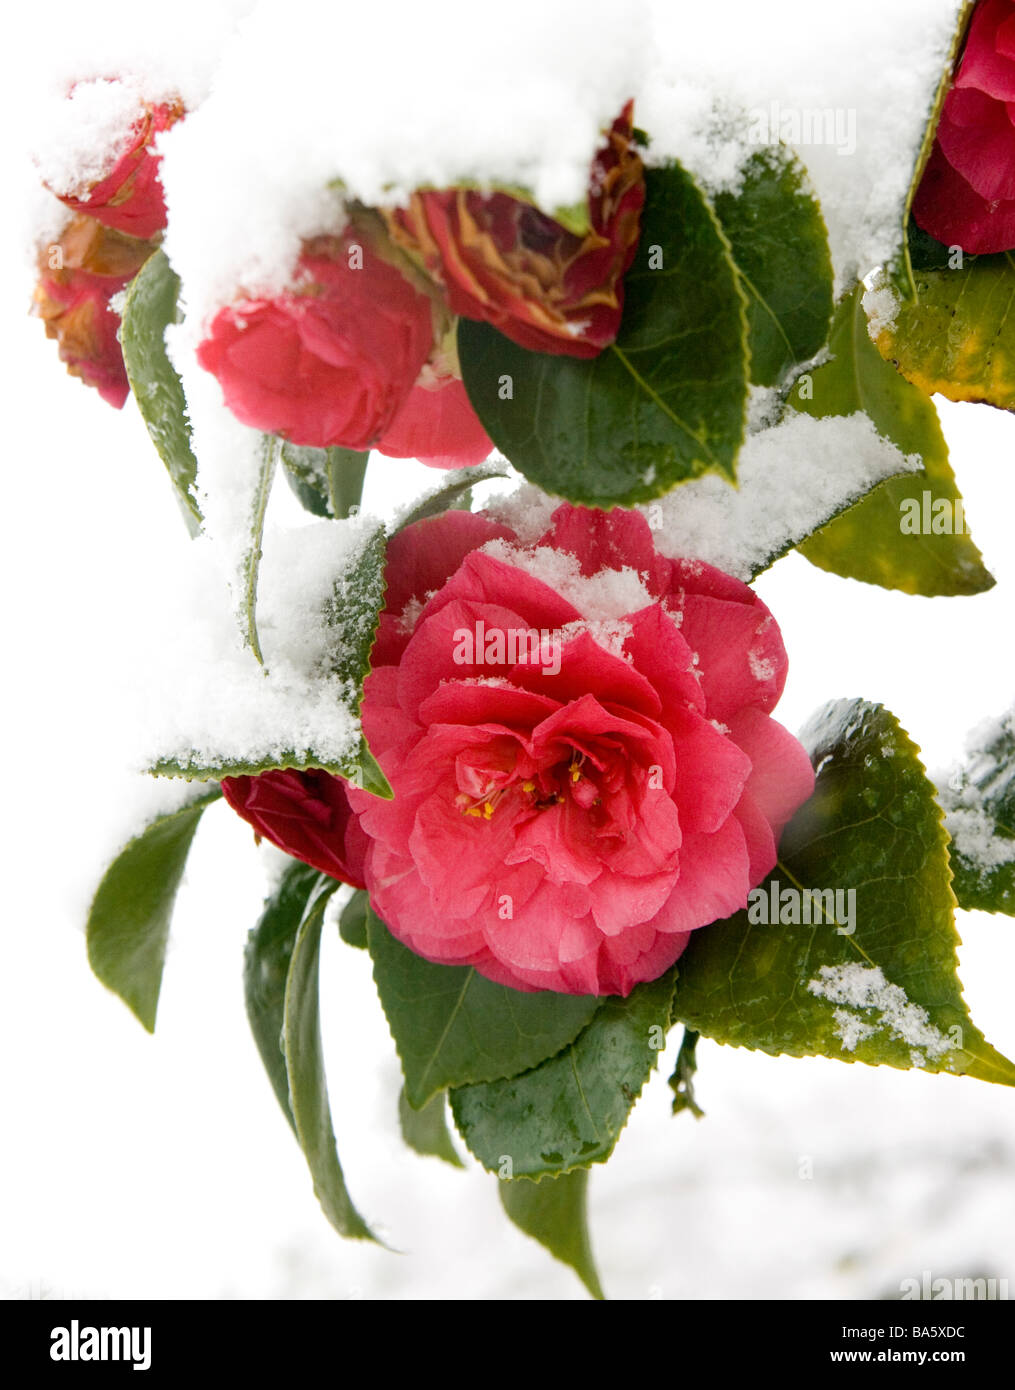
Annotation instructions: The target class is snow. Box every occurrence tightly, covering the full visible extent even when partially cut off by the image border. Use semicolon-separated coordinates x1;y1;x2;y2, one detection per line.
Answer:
19;0;955;322
938;708;1015;875
480;537;656;620
31;77;149;197
140;522;373;775
808;964;956;1066
638;413;919;581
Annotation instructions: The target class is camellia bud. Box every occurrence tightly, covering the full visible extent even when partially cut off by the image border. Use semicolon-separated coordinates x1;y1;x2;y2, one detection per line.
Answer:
383;102;645;358
48;89;184;241
196;222;439;450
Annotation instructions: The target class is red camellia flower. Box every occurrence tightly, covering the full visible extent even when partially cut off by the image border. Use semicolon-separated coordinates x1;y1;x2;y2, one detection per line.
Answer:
913;0;1015;253
376;372;493;469
196;228;438;449
225;505;814;997
33;214;156;408
51;96;183;241
383;103;645;358
222;769;369;889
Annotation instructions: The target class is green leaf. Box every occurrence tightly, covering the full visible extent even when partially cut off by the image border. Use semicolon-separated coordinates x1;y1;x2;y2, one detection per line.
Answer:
280;443;368;520
367;909;600;1110
711;146;833;386
499;1169;604;1299
242;434;279;666
668;1028;704;1119
873;252;1015;412
396;461;510;531
284;875;379;1240
449;973;674;1178
120;250;202;535
940;710;1015;917
338;888;369;948
86;787;221;1031
788;287;993;596
891;2;976;300
151;748;390;798
458;159;748;506
245;860;324;1133
397;1087;463;1167
672;699;1015;1087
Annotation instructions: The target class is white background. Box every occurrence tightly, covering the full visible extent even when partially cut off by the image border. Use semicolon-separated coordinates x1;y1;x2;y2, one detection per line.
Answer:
2;1;1014;1301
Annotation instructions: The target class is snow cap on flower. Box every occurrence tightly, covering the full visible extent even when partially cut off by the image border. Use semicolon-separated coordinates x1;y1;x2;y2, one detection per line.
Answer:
383;103;645;358
196;222;439;450
43;80;184;241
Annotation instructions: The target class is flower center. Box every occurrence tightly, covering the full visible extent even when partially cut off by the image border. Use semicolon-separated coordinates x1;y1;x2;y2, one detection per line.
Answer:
454;747;603;821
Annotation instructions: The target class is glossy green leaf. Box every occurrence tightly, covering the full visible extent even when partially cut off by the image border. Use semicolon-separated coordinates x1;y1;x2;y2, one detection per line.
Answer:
672;699;1015;1087
449;973;674;1178
458;160;748;506
397;1087;463;1167
280;443;368;520
940;710;1015;917
499;1169;604;1300
245;860;324;1132
712;146;833;386
789;287;993;595
86;787;221;1031
284;875;379;1240
396;461;510;531
874;250;1015;411
367;910;600;1110
120;250;203;535
338;888;369;948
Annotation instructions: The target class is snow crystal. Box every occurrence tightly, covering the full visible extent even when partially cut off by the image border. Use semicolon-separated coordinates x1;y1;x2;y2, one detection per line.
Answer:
638;412;919;581
862;278;900;339
808;963;955;1065
831;1008;877;1053
748;650;777;682
557;618;634;661
945;808;1015;873
937;708;1015;877
481;538;656;621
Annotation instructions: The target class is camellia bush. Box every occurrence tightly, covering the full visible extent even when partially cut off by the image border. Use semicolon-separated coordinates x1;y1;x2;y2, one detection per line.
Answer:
31;0;1015;1297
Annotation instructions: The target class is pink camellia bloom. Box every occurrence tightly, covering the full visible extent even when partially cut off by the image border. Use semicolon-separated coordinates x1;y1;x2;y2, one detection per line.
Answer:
913;0;1015;253
342;505;815;995
223;505;815;997
52;96;183;241
196;229;437;449
221;768;369;890
376;372;493;469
